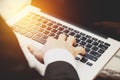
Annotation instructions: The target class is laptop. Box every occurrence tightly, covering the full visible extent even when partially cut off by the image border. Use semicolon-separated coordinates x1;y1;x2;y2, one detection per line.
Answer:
0;0;120;80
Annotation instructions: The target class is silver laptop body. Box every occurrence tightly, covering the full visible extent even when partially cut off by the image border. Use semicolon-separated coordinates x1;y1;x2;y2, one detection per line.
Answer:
0;0;120;80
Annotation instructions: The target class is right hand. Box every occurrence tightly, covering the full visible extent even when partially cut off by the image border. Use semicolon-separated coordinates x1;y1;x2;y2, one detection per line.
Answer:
28;34;86;63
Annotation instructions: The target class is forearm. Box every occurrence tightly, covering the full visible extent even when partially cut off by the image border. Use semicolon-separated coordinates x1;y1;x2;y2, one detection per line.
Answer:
44;48;80;80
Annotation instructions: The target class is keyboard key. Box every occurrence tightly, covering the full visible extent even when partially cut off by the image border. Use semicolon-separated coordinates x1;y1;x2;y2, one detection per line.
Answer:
90;51;101;58
75;57;80;60
75;34;81;38
58;27;64;31
98;44;108;50
39;28;44;32
57;23;62;26
86;44;92;48
31;30;38;34
92;37;98;41
80;57;88;63
54;35;59;39
26;28;33;32
37;18;43;22
74;30;79;33
32;36;46;44
44;30;49;35
41;24;47;28
57;32;62;36
69;32;75;36
42;20;48;24
86;39;93;43
98;49;105;54
11;25;17;29
42;35;48;39
74;43;78;47
104;43;110;46
92;41;99;46
86;35;92;38
63;25;68;28
53;25;58;28
85;54;98;61
24;32;33;38
35;22;42;26
81;37;87;41
19;30;26;35
63;29;69;33
41;16;46;19
98;40;104;44
14;27;22;32
86;62;93;66
49;33;55;37
76;39;80;43
80;41;86;46
92;46;98;51
47;22;53;26
19;25;27;29
80;32;85;36
32;26;39;30
47;27;52;30
85;48;91;53
35;32;42;37
68;28;73;31
52;29;57;33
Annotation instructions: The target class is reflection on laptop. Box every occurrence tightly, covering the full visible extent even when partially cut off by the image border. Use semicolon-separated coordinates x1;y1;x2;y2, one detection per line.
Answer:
0;0;120;80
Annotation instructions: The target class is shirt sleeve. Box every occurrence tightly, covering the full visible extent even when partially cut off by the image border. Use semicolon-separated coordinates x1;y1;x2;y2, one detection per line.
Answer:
44;48;77;70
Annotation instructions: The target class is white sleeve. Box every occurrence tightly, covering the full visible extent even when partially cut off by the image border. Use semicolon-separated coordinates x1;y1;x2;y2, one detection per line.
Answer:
44;48;76;69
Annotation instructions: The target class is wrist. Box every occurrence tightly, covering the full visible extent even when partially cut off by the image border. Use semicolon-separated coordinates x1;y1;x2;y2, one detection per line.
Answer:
44;48;76;69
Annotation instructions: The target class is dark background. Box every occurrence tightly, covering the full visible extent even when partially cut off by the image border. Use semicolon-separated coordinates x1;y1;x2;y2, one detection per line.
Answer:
32;0;120;41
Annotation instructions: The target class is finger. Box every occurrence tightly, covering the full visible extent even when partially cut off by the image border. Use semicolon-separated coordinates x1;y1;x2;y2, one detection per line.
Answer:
74;46;86;56
67;36;76;46
27;45;43;63
58;34;67;41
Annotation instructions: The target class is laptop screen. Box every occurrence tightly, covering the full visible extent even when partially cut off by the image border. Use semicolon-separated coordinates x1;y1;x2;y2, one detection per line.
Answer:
0;0;31;20
32;0;120;41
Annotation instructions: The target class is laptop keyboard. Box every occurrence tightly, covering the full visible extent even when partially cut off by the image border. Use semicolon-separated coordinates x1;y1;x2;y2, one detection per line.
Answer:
12;12;110;66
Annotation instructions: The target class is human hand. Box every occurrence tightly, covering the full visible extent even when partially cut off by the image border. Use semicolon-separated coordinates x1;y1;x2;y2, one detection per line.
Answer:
27;34;86;63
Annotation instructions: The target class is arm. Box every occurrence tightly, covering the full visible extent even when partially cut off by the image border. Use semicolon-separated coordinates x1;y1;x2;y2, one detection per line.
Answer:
45;61;79;80
44;49;80;80
28;34;86;80
0;16;43;80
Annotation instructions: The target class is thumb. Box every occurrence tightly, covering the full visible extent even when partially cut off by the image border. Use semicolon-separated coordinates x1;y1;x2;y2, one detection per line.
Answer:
27;45;44;63
74;46;86;56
